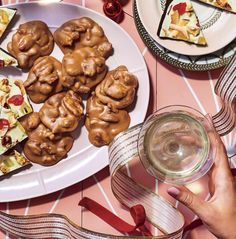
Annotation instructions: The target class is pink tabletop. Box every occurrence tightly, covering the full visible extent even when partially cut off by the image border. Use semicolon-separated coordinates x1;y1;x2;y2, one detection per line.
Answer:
0;0;236;239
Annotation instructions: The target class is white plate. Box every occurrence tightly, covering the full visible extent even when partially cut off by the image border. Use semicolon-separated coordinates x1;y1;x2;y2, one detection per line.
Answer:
136;0;236;56
0;2;150;202
134;1;236;71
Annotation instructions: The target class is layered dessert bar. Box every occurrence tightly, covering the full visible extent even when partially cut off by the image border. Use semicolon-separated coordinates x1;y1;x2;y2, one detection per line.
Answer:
0;150;31;176
0;78;32;119
196;0;236;13
0;7;16;38
0;106;27;155
0;48;17;68
158;0;207;45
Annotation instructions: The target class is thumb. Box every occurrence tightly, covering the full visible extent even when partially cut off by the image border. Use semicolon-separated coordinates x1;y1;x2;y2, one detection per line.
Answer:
167;186;208;219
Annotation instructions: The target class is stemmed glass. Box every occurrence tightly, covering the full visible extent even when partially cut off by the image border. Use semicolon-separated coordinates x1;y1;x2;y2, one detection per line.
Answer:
138;105;217;184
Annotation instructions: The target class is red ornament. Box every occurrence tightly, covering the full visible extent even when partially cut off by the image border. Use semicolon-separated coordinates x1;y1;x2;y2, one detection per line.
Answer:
173;2;187;15
8;94;24;106
0;119;9;130
103;0;124;23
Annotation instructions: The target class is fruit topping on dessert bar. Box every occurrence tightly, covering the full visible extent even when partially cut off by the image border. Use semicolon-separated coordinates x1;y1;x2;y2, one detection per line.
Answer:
0;48;18;68
158;0;207;45
0;78;32;119
0;150;31;177
0;106;27;155
0;7;16;39
0;78;31;156
196;0;236;13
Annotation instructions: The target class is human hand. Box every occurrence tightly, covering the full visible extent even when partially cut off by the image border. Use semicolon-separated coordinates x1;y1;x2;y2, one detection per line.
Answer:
167;114;236;239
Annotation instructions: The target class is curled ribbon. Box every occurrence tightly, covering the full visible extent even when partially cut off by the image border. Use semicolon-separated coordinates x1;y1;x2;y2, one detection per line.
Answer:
213;53;236;136
79;197;152;236
108;124;185;238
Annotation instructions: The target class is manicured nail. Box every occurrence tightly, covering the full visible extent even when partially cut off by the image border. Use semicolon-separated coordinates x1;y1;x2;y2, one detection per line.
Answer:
167;187;180;197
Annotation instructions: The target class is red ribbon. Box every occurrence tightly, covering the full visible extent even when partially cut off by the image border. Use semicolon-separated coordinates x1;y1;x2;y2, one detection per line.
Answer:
79;168;236;237
79;197;152;236
183;218;203;235
232;168;236;176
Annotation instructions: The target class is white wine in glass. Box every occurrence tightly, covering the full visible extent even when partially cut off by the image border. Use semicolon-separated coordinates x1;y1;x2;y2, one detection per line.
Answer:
138;106;216;184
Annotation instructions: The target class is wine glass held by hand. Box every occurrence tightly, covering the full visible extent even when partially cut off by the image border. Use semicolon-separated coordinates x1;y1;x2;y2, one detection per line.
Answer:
138;106;216;185
168;114;236;239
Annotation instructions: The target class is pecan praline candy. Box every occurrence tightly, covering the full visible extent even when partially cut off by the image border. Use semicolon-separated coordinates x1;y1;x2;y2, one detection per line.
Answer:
7;21;54;69
39;91;84;134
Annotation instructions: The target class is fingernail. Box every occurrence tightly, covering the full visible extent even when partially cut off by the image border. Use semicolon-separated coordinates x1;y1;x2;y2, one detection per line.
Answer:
167;187;180;197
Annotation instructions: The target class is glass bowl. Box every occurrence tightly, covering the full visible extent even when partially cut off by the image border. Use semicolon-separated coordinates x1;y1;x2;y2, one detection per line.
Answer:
138;105;217;185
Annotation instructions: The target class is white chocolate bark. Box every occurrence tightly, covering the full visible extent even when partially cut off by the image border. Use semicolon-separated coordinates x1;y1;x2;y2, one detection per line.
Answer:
197;0;236;12
0;150;31;176
0;78;32;119
0;48;18;67
159;0;207;45
0;8;16;38
0;106;27;155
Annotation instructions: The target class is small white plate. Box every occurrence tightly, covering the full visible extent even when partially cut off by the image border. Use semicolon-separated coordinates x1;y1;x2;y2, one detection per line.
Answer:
0;2;150;202
136;0;236;56
134;1;236;71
